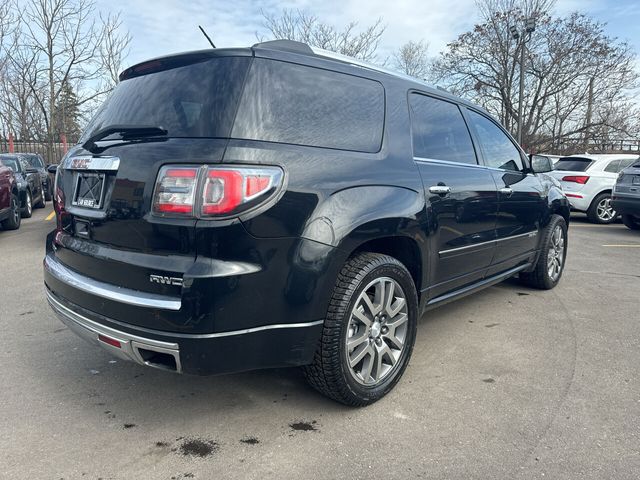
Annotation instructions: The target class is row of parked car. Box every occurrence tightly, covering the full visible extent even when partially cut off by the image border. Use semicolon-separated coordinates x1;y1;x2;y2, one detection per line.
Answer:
0;153;55;231
548;153;640;229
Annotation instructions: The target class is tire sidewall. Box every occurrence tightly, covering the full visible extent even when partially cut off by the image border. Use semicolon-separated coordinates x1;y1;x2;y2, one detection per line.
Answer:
538;216;568;288
338;260;418;403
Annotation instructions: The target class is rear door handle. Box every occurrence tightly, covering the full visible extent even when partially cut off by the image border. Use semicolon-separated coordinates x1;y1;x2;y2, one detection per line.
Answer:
429;185;451;195
499;187;513;197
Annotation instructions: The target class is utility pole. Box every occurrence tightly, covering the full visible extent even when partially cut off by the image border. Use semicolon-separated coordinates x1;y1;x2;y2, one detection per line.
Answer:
510;18;536;147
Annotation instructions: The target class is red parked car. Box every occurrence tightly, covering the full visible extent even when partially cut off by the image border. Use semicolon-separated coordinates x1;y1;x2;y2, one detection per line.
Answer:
0;163;21;230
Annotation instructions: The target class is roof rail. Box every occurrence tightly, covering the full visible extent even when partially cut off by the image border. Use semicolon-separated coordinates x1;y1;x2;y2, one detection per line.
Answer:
252;40;314;55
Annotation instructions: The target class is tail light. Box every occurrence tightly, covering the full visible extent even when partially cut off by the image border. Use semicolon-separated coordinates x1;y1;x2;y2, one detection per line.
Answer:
562;175;589;184
153;167;199;215
153;165;283;218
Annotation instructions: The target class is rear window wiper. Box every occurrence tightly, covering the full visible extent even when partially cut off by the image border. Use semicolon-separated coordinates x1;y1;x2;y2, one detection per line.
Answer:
83;125;168;152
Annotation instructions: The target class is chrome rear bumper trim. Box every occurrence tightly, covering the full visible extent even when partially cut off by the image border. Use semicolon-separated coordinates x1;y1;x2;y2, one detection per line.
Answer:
46;289;182;373
44;254;181;311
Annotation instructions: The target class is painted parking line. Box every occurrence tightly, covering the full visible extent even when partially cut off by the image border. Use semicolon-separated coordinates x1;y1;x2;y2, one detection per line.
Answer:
602;244;640;248
45;211;55;221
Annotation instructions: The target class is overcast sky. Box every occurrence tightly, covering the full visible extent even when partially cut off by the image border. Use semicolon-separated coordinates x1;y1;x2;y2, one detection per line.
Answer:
94;0;640;69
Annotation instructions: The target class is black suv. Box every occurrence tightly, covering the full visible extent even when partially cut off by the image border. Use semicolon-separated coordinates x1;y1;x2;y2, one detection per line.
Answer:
15;153;53;201
0;154;46;218
44;41;569;406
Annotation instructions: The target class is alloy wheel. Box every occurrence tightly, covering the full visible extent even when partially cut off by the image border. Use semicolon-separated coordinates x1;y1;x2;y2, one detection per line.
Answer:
547;225;565;282
345;277;409;386
596;196;616;222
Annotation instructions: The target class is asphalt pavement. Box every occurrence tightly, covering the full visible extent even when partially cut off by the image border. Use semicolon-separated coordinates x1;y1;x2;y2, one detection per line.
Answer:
1;208;638;479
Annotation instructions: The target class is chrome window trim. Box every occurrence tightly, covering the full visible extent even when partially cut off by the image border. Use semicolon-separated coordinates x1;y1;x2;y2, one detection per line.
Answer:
44;254;182;311
439;231;537;256
414;156;533;175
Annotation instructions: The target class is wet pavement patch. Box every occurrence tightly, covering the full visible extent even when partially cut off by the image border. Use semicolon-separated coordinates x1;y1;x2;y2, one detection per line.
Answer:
240;437;259;445
179;438;219;457
290;420;318;432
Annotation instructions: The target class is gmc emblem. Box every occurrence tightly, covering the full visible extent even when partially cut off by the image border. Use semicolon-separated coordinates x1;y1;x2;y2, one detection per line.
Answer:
149;274;183;286
70;158;91;169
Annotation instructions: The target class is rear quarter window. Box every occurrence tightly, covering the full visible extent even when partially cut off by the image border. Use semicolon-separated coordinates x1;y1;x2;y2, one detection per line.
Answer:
232;59;385;153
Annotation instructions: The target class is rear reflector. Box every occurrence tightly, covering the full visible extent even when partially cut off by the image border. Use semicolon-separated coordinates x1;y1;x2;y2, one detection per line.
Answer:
562;175;589;184
98;334;122;348
565;193;583;198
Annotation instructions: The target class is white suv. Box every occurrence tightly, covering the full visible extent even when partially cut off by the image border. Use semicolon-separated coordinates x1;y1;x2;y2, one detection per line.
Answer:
550;154;640;223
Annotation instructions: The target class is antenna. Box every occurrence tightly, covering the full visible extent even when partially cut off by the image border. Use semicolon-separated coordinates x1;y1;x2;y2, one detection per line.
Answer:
198;25;216;48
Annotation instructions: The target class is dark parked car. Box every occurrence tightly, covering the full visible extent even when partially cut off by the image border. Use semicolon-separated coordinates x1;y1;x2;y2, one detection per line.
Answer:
15;152;53;201
0;154;45;218
612;160;640;230
44;41;570;406
0;162;21;230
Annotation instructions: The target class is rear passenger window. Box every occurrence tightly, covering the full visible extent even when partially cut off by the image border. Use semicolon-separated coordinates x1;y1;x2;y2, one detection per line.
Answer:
409;93;477;164
233;59;384;153
467;110;523;171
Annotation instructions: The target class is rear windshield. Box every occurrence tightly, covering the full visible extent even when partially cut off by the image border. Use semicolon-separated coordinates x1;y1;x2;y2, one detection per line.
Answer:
554;157;593;172
0;157;18;172
81;56;385;153
232;59;385;153
24;155;43;168
81;57;251;141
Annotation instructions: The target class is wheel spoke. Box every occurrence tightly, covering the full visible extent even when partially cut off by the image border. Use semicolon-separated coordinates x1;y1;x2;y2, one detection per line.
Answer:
352;306;372;327
347;330;369;350
359;346;375;382
349;343;371;368
361;291;381;317
384;332;404;350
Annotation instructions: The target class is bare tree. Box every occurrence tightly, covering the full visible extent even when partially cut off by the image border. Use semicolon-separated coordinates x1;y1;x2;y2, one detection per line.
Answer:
0;0;131;160
99;12;131;88
260;9;386;62
393;40;430;79
432;0;638;151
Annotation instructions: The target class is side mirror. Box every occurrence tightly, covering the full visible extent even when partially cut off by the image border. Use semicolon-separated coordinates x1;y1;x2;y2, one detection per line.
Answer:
47;164;58;174
530;154;553;174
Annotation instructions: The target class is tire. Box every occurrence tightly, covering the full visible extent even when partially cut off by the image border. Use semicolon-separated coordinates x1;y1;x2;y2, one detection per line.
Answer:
35;188;46;208
586;192;616;224
303;252;419;406
21;190;33;218
45;182;53;201
520;215;568;290
622;214;640;230
1;193;21;230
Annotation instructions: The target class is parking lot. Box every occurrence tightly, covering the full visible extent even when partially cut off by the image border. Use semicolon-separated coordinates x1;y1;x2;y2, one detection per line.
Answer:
0;208;638;479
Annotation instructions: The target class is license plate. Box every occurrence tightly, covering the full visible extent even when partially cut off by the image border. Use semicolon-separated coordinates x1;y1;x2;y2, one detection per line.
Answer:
72;172;105;209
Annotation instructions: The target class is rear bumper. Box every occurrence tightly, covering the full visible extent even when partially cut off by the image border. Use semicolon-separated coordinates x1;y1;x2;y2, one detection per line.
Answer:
46;288;323;375
612;195;640;216
564;193;590;212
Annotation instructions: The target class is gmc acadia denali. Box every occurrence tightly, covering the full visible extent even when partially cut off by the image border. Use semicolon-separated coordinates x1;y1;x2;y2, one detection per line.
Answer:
44;40;570;406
